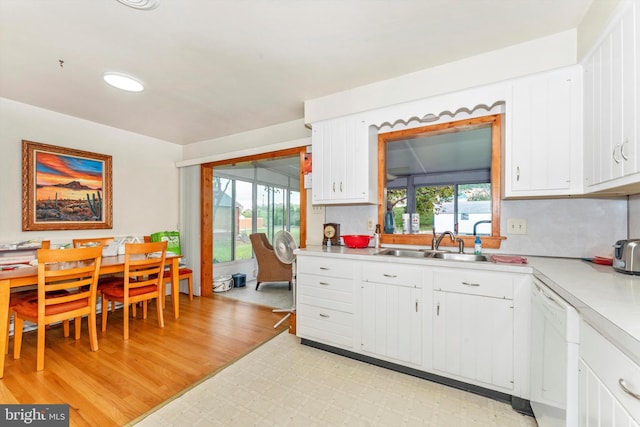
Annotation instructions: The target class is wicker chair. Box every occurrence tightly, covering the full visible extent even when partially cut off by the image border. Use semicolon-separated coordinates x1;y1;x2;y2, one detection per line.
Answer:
249;233;292;291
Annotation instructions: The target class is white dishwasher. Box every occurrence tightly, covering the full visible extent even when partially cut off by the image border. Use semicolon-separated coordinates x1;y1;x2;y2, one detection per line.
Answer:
530;277;579;427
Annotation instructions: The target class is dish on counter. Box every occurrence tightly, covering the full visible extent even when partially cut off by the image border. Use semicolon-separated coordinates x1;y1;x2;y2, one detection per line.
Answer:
342;235;372;248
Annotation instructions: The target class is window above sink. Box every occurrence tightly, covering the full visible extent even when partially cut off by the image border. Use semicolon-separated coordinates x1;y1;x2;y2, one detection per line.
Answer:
377;114;506;249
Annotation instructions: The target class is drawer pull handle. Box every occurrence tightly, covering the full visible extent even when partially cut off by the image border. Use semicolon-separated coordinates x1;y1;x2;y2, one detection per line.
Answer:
619;379;640;400
319;267;330;270
319;313;330;318
319;282;330;286
462;281;480;287
383;274;398;278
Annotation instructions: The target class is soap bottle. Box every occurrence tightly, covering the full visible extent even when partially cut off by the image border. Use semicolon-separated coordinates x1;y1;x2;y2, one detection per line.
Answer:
374;224;381;249
474;235;482;255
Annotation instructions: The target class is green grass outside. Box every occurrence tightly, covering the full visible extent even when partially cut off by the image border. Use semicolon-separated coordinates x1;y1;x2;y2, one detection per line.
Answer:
214;226;300;263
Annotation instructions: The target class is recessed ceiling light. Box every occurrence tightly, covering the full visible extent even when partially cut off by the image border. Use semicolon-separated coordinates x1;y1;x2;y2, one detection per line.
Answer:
114;0;159;10
103;72;144;92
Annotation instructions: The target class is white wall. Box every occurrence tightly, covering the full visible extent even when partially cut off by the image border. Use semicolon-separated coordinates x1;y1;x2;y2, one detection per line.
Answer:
499;198;626;258
577;0;624;59
325;197;627;259
0;98;182;245
305;30;577;124
180;119;311;165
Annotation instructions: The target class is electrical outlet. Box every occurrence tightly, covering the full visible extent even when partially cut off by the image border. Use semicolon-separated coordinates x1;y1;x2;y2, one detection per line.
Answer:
367;219;374;230
507;218;527;235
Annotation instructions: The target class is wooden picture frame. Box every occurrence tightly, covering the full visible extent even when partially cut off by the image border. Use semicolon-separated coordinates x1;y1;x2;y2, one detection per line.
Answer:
22;140;113;231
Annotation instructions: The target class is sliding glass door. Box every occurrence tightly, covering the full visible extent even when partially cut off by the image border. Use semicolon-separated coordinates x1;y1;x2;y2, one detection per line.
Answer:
212;156;300;264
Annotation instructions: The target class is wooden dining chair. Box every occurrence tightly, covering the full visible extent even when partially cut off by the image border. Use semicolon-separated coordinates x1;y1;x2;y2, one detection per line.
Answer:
12;246;102;371
5;240;50;355
72;237;120;313
101;241;167;340
72;237;114;248
161;267;193;307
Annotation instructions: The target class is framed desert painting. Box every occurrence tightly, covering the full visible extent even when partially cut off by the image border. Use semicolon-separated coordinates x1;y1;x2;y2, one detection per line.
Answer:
22;140;113;231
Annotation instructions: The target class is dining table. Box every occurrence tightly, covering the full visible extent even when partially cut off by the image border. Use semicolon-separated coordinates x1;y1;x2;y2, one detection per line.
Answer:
0;253;183;378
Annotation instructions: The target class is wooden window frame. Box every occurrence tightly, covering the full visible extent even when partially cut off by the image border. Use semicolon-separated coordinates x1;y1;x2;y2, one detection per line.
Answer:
377;114;505;249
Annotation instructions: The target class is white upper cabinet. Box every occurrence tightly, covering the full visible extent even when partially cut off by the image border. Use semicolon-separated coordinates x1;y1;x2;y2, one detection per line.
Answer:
311;114;378;204
504;65;583;198
583;0;639;194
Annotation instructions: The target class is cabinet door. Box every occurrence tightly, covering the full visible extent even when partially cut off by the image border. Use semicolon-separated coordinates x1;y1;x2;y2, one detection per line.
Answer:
506;66;581;197
579;359;639;427
433;290;514;391
584;0;638;191
620;1;637;178
361;282;422;366
583;50;600;188
311;115;376;204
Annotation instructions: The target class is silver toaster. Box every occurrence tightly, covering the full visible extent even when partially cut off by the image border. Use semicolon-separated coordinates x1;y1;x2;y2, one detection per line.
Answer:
613;239;640;275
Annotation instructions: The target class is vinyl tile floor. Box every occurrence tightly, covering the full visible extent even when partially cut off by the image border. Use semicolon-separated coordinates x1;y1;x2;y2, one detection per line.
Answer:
213;280;293;310
132;332;538;427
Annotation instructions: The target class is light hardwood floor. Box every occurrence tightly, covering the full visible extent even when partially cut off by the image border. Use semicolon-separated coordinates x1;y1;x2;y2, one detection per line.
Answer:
0;294;287;427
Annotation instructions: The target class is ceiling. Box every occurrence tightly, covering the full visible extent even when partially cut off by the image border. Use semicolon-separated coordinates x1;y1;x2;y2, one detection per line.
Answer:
0;0;593;146
387;127;492;179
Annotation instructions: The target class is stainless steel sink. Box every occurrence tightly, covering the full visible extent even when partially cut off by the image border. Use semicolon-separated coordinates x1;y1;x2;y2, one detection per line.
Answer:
420;249;450;255
376;249;430;258
427;252;491;262
376;248;491;262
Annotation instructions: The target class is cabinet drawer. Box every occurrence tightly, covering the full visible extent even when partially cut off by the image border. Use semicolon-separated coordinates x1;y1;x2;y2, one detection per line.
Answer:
433;270;513;299
361;263;423;287
298;303;353;348
581;321;640;422
298;273;353;313
297;256;353;279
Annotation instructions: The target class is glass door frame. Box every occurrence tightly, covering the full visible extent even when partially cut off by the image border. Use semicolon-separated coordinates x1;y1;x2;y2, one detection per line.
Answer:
200;147;307;297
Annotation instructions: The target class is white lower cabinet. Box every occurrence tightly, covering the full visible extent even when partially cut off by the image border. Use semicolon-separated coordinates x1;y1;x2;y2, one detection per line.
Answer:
579;360;639;427
433;290;514;391
431;268;515;392
360;261;423;366
579;320;640;426
296;257;356;350
360;281;423;366
296;254;530;402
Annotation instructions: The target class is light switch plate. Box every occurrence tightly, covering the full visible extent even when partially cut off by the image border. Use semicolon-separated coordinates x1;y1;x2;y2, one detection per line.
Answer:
507;218;527;235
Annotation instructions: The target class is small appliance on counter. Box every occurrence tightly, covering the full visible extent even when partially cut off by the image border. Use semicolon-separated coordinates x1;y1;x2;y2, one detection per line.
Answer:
613;239;640;275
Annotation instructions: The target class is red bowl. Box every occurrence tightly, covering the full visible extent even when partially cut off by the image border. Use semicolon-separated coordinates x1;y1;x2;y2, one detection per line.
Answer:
342;235;372;248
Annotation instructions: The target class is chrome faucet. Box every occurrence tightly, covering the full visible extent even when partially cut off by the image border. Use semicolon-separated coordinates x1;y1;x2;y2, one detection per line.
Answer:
431;227;437;250
434;231;455;250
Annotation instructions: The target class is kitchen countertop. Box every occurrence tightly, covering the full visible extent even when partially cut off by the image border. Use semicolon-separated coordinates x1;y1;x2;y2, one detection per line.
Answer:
296;246;640;366
527;256;640;366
